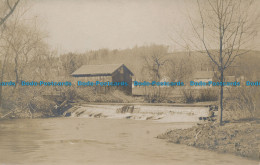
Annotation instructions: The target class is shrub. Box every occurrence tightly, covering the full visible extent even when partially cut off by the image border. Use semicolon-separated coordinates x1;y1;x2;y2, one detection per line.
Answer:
74;86;134;103
182;89;196;103
143;87;171;103
224;87;259;121
28;96;56;117
196;88;218;102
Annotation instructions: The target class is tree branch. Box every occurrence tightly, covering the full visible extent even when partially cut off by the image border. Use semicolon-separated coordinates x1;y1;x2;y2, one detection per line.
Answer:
0;0;20;26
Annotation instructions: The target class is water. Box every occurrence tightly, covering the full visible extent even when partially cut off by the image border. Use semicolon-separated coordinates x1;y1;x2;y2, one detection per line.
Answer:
0;118;258;165
71;104;210;122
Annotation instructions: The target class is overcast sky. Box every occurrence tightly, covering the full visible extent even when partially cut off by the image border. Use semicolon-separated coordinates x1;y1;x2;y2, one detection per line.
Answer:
30;0;259;53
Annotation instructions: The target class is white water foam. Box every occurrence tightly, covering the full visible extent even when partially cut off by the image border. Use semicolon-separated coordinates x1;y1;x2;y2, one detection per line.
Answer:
70;105;209;123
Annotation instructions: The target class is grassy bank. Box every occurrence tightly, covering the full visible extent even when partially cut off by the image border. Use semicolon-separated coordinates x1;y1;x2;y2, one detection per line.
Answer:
157;120;259;160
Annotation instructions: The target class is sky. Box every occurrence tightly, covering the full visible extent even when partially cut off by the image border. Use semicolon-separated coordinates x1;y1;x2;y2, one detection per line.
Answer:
29;0;259;53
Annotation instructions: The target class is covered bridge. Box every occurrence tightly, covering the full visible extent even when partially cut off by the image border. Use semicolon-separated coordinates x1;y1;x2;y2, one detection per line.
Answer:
71;64;134;95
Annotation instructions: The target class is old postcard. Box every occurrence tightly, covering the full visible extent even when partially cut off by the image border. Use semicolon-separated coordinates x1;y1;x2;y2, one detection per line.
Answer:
0;0;259;165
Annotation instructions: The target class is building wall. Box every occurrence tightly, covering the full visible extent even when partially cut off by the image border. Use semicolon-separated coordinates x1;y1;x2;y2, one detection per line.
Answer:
72;76;112;94
193;78;213;88
72;66;132;95
112;65;132;95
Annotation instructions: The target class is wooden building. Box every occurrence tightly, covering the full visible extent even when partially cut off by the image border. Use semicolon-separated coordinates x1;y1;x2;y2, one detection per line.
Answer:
192;71;217;88
71;64;133;95
193;71;217;83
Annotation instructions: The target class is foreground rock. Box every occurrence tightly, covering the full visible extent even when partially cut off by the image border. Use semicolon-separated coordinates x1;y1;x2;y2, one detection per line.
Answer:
157;120;259;160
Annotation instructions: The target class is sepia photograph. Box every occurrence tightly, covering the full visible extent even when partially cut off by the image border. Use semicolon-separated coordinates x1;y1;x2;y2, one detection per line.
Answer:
0;0;259;164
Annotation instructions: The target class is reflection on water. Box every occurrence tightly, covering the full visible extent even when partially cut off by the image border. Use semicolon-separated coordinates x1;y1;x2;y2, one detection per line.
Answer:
0;118;258;165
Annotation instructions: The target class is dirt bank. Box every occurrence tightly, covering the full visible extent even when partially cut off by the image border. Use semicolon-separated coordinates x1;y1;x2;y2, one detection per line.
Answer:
157;120;259;160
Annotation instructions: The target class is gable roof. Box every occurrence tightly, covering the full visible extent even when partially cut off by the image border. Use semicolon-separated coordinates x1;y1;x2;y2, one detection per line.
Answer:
193;71;215;79
71;64;133;76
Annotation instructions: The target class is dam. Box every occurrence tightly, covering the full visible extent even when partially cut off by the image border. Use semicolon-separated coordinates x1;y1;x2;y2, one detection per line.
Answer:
65;103;213;122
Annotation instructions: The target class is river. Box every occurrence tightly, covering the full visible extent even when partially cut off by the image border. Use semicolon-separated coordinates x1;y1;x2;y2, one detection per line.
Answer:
0;118;258;165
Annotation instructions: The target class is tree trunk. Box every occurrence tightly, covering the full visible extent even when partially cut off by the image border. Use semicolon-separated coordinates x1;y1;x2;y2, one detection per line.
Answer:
14;56;19;87
0;60;5;110
219;70;224;125
0;83;2;111
0;76;3;109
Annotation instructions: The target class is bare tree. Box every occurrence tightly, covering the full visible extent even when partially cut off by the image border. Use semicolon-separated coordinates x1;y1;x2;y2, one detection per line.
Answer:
61;53;83;77
142;45;169;82
0;0;20;26
0;4;47;112
2;18;45;86
189;0;259;124
0;0;20;110
141;45;169;101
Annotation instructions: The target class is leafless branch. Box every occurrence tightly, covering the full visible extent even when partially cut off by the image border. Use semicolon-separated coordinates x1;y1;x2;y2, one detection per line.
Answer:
0;0;20;26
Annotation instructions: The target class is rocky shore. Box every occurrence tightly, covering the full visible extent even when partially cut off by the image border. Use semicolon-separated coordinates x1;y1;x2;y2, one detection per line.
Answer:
157;120;259;160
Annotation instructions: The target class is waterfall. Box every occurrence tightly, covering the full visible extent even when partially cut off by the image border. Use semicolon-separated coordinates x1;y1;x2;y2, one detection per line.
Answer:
69;104;209;122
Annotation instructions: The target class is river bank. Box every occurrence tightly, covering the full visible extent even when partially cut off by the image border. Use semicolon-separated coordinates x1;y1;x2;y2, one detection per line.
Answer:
157;119;259;160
